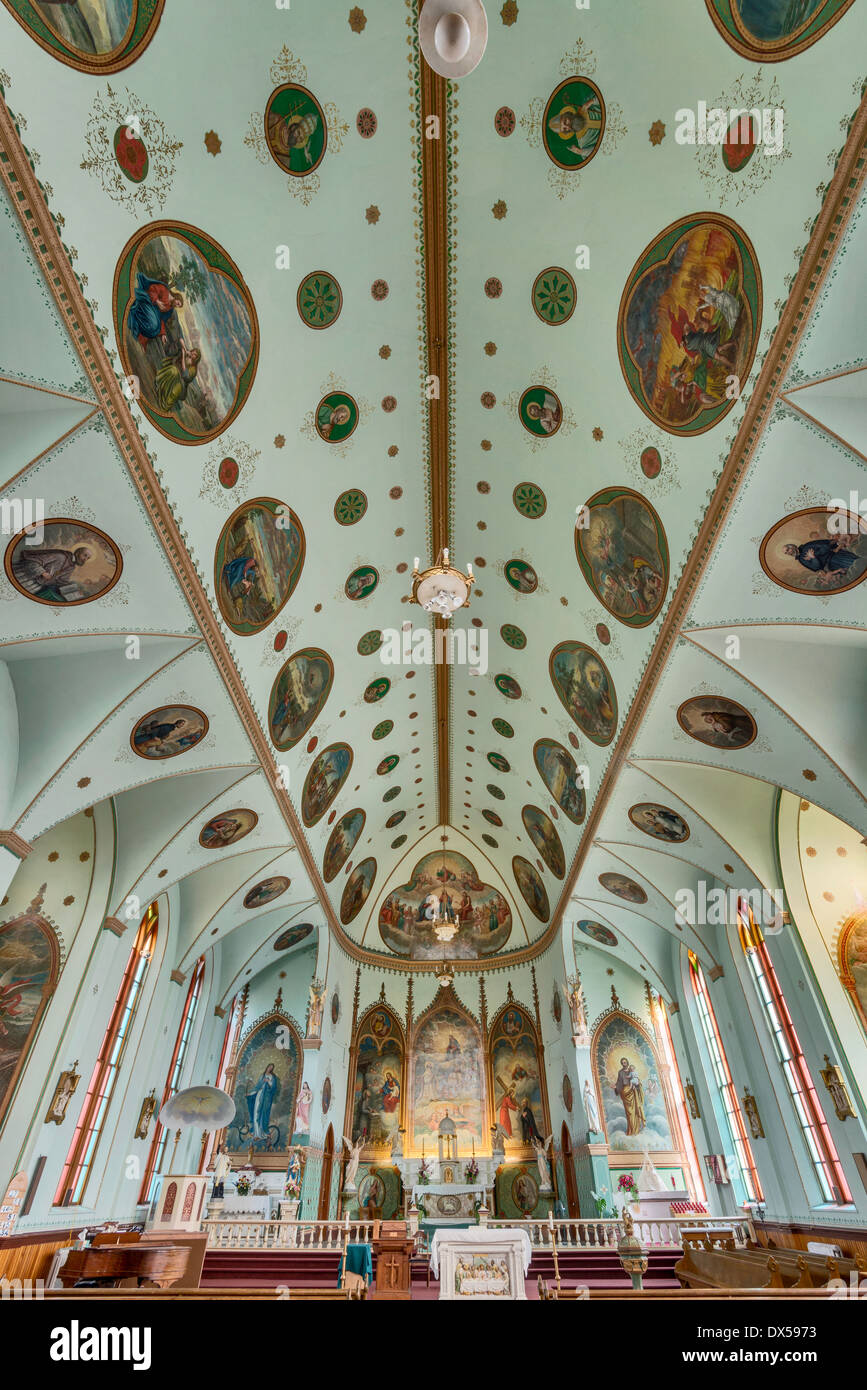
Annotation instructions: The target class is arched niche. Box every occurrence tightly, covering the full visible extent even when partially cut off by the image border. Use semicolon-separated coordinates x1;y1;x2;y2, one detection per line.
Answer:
409;992;485;1154
487;1000;550;1151
590;1008;675;1154
346;1003;405;1153
0;909;61;1129
838;909;867;1035
221;1008;303;1168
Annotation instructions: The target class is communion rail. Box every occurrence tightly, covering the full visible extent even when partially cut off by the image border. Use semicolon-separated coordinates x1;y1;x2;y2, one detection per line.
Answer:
201;1215;748;1252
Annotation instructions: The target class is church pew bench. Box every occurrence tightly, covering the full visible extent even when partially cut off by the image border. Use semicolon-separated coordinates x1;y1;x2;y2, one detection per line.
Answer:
674;1245;783;1290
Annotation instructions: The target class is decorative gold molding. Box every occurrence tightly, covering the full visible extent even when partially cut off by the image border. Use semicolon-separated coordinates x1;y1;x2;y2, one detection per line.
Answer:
0;831;33;860
103;917;127;937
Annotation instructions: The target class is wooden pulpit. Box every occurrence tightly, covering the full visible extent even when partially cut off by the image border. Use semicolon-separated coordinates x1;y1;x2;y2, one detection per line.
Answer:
371;1220;414;1301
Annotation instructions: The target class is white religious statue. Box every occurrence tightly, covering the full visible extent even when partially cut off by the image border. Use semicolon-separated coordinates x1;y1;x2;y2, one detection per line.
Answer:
567;973;588;1039
637;1149;666;1194
490;1123;507;1161
307;979;325;1038
342;1135;364;1192
212;1146;232;1198
390;1126;405;1159
583;1078;600;1135
531;1134;553;1191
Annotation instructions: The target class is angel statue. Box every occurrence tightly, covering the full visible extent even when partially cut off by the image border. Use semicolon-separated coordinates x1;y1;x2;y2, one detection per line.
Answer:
342;1134;364;1191
531;1134;554;1190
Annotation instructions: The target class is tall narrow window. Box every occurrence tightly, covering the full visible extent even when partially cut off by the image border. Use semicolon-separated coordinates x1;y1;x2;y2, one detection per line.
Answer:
201;992;243;1174
650;992;707;1206
688;950;763;1205
55;905;158;1206
738;902;851;1205
139;955;206;1205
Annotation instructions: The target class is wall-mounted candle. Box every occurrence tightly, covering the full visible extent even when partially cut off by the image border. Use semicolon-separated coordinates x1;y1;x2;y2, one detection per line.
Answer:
467;562;474;578
443;548;449;564
414;558;420;572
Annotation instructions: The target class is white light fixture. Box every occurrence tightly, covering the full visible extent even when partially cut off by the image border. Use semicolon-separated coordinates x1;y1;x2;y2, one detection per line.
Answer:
409;548;474;621
435;957;455;989
419;0;488;80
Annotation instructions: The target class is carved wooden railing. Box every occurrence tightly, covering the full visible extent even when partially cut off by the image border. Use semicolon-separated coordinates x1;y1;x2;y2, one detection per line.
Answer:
201;1218;379;1251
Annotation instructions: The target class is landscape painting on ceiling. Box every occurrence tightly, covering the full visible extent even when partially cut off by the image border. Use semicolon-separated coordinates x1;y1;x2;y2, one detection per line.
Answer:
575;488;669;626
322;808;365;883
533;738;586;824
268;648;332;750
705;0;856;60
549;641;618;745
522;806;565;879
114;221;258;444
759;508;867;595
410;1005;485;1151
4;519;122;607
300;744;353;826
618;214;761;436
340;858;377;926
349;1007;403;1148
592;1013;673;1153
513;856;550;923
379;849;512;959
2;0;165;71
215;499;305;636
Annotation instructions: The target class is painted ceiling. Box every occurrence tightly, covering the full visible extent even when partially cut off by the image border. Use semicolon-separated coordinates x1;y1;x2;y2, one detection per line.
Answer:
0;0;866;995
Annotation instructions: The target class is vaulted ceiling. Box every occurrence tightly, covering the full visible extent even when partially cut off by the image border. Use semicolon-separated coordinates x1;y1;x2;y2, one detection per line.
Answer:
0;0;865;991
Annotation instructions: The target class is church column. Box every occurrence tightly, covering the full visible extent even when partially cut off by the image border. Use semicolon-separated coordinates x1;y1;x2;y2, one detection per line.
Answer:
0;834;33;900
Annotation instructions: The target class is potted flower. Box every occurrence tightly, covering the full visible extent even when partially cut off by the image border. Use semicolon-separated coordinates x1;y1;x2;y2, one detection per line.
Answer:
617;1173;639;1209
235;1169;255;1197
464;1156;480;1184
416;1156;432;1186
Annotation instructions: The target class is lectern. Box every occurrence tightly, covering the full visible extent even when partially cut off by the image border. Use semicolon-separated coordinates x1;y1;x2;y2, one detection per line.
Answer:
371;1219;414;1301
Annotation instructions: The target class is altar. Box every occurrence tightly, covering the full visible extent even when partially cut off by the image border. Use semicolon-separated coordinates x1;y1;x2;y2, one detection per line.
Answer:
430;1227;532;1300
412;1183;488;1225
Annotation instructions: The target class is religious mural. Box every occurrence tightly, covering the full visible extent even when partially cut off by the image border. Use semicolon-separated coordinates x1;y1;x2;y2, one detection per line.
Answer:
599;872;647;904
490;1005;547;1151
522;806;566;879
519;386;563;438
542;76;605;168
592;1012;673;1152
243;876;290;909
576;919;618;947
0;912;59;1125
1;0;165;72
575;488;669;626
198;808;257;850
300;743;353;826
676;695;757;750
349;1006;404;1148
273;923;313;951
512;857;550;923
322;808;365;883
314;392;358;443
549;641;618;745
705;0;856;60
130;705;208;759
114;221;258;444
215;498;305;637
378;849;512;959
4;519;122;607
410;1005;485;1151
225;1013;302;1164
618;215;761;435
340;858;377;926
759;508;867;595
839;910;867;1034
533;738;586;824
268;648;332;750
504;559;538;593
264;82;327;176
345;565;379;601
628;803;690;843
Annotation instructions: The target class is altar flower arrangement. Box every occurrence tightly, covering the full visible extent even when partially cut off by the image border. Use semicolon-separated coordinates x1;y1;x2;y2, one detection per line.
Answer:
235;1166;258;1197
617;1173;639;1204
416;1156;432;1185
464;1157;480;1183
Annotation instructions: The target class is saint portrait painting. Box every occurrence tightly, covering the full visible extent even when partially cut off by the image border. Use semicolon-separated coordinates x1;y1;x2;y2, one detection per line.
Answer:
0;913;59;1125
300;744;353;826
676;695;757;750
323;808;365;883
198;808;257;850
340;858;377;926
522;806;566;879
592;1014;672;1152
215;498;305;637
759;508;867;596
549;641;618;745
533;738;586;824
225;1015;301;1162
512;857;550;923
268;648;332;750
350;1007;404;1148
2;0;166;71
576;488;669;627
4;519;122;607
130;705;208;760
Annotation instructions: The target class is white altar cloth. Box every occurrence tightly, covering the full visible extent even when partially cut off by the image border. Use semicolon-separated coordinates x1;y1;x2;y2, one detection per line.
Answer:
430;1225;532;1279
412;1182;485;1203
218;1195;271;1218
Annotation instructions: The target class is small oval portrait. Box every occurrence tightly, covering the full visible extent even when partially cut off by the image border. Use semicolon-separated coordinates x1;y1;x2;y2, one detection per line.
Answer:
264;82;327;175
358;1173;386;1210
345;565;379;601
511;1168;540;1214
301;743;353;826
676;694;757;751
543;76;605;169
563;1074;573;1111
2;0;165;72
577;918;618;947
385;811;405;829
131;705;208;760
487;784;506;801
357;629;383;656
323;807;365;883
550;641;618;746
553;988;562;1024
629;802;690;843
199;808;258;850
114;221;258;445
493;717;514;739
617;214;761;436
705;0;856;61
331;992;340;1025
243;876;290;909
4;518;122;606
759;507;867;596
488;752;510;773
392;833;407;848
532;266;577;325
315;392;358;443
377;754;399;776
513;855;550;923
321;1076;332;1114
575;488;669;626
522;805;566;879
274;923;314;952
495;674;522;700
483;808;503;827
364;677;390;705
341;857;377;926
504;559;538;594
215;498;305;636
533;738;586;825
268;648;332;751
519;386;562;438
382;786;401;803
599;872;647;904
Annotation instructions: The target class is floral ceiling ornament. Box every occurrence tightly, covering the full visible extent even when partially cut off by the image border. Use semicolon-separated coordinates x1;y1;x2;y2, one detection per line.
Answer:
198;436;261;507
693;71;790;207
244;48;349;205
80;84;183;218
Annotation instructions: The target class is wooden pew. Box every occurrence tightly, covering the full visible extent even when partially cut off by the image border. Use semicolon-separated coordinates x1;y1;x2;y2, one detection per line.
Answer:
43;1286;365;1301
674;1243;783;1290
685;1234;865;1289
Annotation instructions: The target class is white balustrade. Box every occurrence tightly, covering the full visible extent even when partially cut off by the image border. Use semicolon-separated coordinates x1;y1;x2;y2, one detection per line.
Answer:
201;1218;379;1251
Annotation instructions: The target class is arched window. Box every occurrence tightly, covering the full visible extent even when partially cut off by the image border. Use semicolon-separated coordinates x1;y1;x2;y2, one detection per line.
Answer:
54;904;158;1207
688;950;763;1205
139;955;206;1205
738;902;851;1205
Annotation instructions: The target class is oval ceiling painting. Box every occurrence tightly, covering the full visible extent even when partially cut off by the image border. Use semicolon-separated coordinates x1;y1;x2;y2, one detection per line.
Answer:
114;220;258;444
629;803;690;843
2;0;165;72
131;705;208;760
617;214;761;436
264;83;327;176
542;76;605;169
379;848;512;959
599;872;647;904
550;641;618;746
243;876;290;909
268;648;333;751
522;806;566;879
705;0;856;60
519;386;562;438
323;808;365;883
341;857;377;926
759;508;867;596
577;919;618;947
301;743;353;826
575;488;669;626
315;392;358;443
345;565;379;601
274;922;314;952
504;559;538;594
199;808;258;850
4;518;122;606
513;856;550;923
533;738;586;825
215;498;305;636
385;811;405;829
676;695;757;750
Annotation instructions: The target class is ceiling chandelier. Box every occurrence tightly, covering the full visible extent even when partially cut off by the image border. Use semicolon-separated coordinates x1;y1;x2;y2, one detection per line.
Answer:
435;956;455;990
409;548;474;621
422;835;460;944
418;0;488;80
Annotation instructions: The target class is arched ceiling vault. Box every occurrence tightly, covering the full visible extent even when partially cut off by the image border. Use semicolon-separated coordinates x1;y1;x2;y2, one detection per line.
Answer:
0;2;866;990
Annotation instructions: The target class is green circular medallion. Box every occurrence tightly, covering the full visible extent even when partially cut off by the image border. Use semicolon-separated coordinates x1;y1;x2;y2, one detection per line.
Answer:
334;489;367;525
297;271;343;329
532;266;577;325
